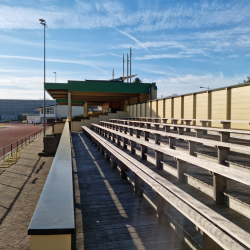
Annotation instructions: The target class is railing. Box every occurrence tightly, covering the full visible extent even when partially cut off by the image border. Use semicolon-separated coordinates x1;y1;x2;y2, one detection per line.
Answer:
0;125;50;173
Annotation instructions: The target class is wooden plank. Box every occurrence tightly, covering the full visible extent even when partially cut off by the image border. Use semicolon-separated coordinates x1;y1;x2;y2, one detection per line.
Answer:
104;121;250;155
92;124;250;185
84;126;249;250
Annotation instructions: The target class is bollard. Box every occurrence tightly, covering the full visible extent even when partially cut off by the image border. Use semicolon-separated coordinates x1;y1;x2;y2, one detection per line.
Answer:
3;147;5;170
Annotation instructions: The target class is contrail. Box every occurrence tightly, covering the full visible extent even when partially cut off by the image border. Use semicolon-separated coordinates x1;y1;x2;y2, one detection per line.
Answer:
114;28;150;53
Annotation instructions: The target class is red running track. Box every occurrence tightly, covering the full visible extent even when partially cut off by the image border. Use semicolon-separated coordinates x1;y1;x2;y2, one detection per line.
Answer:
0;124;45;157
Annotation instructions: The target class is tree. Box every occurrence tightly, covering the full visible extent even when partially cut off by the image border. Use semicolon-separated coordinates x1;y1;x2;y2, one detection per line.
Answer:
239;76;250;84
133;77;143;83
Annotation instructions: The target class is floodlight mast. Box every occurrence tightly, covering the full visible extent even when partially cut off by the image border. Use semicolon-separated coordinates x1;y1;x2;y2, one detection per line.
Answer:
39;19;47;137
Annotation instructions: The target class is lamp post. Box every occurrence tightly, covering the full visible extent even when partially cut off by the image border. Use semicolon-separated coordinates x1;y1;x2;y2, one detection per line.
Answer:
200;86;210;90
53;72;56;83
39;19;47;137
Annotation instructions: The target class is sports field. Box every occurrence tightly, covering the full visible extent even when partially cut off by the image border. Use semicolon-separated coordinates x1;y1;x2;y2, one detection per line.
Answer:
0;124;45;157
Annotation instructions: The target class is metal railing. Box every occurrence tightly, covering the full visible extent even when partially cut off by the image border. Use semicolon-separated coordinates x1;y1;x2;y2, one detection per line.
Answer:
0;125;50;174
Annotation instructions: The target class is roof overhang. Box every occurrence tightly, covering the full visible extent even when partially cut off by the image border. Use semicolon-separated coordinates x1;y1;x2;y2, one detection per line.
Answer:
45;80;156;106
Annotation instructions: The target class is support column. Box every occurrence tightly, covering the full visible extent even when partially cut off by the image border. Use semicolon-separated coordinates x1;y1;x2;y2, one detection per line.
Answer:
140;145;147;160
130;140;136;154
111;155;117;169
176;159;187;182
84;102;88;117
201;120;208;135
134;174;144;198
164;126;170;132
157;194;169;224
188;141;197;156
68;92;72;130
154;124;160;130
196;129;203;138
120;162;128;179
178;127;184;135
155;134;161;145
172;119;178;131
129;128;133;136
155;150;163;169
144;131;149;141
185;120;191;132
213;146;228;205
123;138;128;149
116;135;121;146
169;137;176;149
105;149;110;161
135;130;140;138
220;132;230;142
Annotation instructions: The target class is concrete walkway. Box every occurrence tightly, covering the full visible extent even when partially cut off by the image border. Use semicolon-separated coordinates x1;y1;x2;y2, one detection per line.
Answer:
72;132;188;250
0;128;53;250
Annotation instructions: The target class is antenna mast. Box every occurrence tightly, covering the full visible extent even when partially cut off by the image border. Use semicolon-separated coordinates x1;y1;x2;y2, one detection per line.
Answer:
130;47;132;83
123;54;124;78
127;53;129;83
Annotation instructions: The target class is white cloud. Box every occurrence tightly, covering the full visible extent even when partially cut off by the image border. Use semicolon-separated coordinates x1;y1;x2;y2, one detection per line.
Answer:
148;73;248;97
229;55;239;58
0;54;107;73
1;1;249;31
135;53;192;60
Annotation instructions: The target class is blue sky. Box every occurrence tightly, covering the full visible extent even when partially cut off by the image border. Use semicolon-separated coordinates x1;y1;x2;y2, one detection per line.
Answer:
1;0;250;99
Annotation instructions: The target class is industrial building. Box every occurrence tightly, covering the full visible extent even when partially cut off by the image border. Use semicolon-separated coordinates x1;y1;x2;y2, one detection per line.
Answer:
0;99;56;122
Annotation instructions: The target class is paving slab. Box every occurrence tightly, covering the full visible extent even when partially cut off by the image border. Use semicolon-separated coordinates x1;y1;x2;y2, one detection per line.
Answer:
0;128;53;250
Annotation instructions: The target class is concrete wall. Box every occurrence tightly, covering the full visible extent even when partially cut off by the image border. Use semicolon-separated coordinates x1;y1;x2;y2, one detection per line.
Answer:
71;111;129;132
127;83;250;130
173;97;182;124
183;95;194;124
54;123;65;134
151;100;157;118
141;103;146;117
136;104;141;117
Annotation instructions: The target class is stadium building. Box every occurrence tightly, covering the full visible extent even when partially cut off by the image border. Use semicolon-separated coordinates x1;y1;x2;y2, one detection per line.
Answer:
0;99;56;122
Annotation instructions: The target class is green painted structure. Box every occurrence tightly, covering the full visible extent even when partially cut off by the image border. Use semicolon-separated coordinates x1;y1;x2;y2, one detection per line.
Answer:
45;80;157;110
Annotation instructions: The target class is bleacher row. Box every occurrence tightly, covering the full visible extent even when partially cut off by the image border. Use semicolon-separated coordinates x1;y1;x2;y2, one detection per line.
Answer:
82;117;250;250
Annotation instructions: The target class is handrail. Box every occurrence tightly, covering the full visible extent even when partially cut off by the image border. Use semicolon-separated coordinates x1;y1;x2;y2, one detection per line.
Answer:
28;121;75;237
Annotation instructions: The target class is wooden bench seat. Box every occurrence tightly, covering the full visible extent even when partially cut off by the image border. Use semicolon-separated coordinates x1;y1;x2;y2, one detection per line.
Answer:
102;121;250;155
93;123;250;205
122;117;250;127
83;125;250;250
110;119;250;142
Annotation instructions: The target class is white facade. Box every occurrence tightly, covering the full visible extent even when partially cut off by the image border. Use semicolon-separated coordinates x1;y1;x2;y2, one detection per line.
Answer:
27;105;84;123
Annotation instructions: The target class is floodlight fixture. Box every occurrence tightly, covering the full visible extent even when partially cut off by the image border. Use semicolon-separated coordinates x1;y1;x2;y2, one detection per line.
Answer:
53;72;57;83
200;86;210;90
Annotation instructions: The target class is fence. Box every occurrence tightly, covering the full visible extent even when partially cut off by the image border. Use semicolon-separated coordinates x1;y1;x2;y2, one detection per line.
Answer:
0;126;49;173
127;82;250;130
